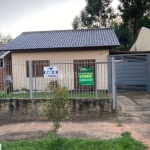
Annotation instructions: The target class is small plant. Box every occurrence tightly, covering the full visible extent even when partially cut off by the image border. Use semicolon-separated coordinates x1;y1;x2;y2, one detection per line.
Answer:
21;87;29;92
13;89;19;92
116;116;122;127
0;85;10;97
42;82;69;138
48;80;59;90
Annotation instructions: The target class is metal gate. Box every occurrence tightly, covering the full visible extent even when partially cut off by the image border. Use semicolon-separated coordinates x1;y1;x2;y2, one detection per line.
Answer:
108;54;149;92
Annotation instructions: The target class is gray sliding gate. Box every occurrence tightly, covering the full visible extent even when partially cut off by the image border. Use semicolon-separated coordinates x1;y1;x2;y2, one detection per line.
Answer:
108;54;150;92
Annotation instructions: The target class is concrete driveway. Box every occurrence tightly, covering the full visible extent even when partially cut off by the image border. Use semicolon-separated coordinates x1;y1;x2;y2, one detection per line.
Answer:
124;92;150;111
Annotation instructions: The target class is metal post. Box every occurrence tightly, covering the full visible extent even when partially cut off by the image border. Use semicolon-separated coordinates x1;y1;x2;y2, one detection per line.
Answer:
29;60;33;99
122;56;124;91
112;57;116;111
34;64;36;91
95;62;98;98
3;59;6;93
147;54;150;91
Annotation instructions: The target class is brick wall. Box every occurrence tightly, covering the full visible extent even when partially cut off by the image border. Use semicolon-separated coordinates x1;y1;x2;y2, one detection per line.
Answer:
0;68;4;91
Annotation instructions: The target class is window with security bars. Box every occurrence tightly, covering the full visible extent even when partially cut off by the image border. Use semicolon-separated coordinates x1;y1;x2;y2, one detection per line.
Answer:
26;60;50;77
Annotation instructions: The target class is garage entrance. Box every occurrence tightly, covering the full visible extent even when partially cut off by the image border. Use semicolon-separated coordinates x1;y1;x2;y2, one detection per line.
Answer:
108;54;149;92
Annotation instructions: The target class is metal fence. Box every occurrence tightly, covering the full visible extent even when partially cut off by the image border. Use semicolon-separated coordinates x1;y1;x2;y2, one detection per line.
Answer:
0;59;116;102
108;54;150;92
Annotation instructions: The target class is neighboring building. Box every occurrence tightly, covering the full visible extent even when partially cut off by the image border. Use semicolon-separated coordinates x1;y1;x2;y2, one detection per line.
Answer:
130;27;150;52
0;44;11;91
0;28;119;91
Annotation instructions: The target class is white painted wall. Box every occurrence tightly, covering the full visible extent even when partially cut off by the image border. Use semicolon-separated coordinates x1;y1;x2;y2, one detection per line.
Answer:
11;49;109;91
130;27;150;52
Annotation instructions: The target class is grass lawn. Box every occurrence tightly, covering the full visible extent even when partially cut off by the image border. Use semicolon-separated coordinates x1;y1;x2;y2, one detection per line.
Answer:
0;132;145;150
0;91;105;99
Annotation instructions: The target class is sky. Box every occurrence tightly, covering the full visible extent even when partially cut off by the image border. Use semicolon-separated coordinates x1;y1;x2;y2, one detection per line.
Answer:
0;0;119;38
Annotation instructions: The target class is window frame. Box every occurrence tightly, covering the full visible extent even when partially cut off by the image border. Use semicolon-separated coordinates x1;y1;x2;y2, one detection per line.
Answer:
26;60;50;77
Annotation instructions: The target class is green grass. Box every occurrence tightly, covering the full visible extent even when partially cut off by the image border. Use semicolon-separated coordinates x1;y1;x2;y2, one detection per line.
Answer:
0;132;145;150
0;92;104;99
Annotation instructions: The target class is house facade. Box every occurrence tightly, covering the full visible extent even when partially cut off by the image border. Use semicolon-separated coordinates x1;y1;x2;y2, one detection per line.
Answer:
1;29;119;91
0;44;11;91
130;27;150;52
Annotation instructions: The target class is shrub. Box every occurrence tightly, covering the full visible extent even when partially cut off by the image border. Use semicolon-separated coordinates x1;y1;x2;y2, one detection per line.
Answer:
48;80;59;90
42;82;69;138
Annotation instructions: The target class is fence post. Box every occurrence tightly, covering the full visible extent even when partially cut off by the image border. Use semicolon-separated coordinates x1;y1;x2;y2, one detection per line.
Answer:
95;63;98;98
28;60;33;99
147;54;150;91
112;57;116;112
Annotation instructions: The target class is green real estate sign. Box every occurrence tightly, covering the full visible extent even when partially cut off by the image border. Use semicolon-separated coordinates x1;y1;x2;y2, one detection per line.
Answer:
78;67;94;85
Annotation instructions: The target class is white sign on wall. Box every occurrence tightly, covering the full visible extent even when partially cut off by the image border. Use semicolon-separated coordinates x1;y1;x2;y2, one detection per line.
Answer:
44;66;58;78
5;75;12;83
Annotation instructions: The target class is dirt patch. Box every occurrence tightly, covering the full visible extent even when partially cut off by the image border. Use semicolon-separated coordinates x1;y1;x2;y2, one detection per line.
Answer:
0;131;49;142
0;118;149;149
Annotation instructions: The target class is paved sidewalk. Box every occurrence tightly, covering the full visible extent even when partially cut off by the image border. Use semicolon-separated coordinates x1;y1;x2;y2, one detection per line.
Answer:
117;95;140;111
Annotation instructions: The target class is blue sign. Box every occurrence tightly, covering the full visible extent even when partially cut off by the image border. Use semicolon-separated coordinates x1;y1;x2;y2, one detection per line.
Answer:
44;67;58;78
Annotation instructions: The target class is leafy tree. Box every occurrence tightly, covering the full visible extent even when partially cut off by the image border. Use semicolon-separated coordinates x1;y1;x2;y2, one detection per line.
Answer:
111;21;132;50
137;16;150;29
42;80;69;138
72;0;116;29
0;32;12;44
118;0;150;44
72;16;82;29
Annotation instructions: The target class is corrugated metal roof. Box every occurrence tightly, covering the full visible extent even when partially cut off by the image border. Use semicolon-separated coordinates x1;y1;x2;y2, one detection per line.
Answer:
0;44;5;48
0;28;120;51
0;44;10;58
0;51;10;58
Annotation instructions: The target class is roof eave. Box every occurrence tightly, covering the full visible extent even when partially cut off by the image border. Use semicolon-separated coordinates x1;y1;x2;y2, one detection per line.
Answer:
2;44;120;51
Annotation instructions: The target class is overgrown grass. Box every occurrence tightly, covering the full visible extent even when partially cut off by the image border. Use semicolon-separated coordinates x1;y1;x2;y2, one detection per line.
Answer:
0;132;145;150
